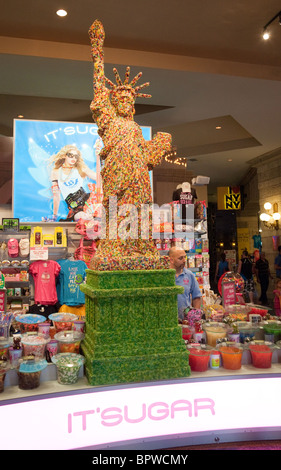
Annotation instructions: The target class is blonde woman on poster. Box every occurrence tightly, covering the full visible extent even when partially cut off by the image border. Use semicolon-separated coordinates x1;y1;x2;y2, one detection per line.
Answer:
49;144;96;221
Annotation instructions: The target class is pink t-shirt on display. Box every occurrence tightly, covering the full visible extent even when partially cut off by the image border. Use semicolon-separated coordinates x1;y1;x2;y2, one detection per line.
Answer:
29;260;61;305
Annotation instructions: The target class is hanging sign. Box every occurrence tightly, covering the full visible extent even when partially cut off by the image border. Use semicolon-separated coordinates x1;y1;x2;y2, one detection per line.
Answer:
217;186;242;210
30;247;48;260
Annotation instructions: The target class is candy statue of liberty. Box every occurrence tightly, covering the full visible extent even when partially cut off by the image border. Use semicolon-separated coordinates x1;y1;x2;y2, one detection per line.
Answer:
89;20;172;270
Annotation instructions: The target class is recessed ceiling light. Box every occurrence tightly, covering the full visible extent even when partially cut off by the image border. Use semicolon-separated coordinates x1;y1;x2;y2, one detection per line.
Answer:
17;114;24;118
228;158;233;162
56;9;67;17
263;30;270;40
216;126;222;130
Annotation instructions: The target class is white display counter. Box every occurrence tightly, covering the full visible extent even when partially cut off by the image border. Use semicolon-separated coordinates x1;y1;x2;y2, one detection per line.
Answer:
1;358;281;450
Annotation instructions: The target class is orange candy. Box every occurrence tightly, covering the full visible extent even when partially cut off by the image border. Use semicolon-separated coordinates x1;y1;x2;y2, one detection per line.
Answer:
219;346;243;370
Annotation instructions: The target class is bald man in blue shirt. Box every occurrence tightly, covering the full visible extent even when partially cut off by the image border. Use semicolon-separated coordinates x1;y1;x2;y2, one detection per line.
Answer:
169;246;202;320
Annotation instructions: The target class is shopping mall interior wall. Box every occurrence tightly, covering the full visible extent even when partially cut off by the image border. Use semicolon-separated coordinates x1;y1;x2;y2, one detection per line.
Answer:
251;148;281;277
0;205;12;220
236;167;260;258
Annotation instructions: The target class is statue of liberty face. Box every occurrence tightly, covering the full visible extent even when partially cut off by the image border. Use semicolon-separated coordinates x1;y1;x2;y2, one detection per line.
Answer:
111;88;135;118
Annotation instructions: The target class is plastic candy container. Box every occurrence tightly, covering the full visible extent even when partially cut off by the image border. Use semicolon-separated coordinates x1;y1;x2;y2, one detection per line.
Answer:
15;314;46;334
51;353;84;384
46;339;58;362
73;320;86;337
0;312;14;341
17;357;48;390
203;323;228;347
237;322;259;343
218;343;244;370
38;322;51;338
181;323;193;341
210;350;220;369
21;334;50;359
249;342;274;368
0;340;10;360
262;322;281;343
248;306;269;320
187;347;212;372
218;272;244;295
9;347;22;368
186;309;202;327
48;313;78;333
0;360;10;393
54;330;84;354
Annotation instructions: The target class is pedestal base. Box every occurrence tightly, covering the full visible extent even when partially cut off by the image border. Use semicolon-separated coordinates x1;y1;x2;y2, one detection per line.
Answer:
80;269;190;385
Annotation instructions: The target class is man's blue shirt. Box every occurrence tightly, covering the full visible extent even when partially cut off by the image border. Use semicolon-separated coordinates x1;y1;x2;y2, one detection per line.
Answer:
175;267;202;318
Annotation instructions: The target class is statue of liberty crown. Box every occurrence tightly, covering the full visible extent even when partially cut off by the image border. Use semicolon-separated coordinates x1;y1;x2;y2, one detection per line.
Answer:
105;66;152;100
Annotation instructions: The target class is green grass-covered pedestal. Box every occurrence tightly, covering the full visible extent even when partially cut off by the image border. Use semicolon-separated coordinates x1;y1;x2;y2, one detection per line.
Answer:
80;269;190;385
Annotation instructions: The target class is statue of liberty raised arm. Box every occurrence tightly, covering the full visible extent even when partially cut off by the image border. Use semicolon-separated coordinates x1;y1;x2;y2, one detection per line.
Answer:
88;20;172;271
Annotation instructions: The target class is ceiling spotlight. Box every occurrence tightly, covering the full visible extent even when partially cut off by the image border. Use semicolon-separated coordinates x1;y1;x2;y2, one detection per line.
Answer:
262;10;281;40
216;126;222;130
56;9;67;17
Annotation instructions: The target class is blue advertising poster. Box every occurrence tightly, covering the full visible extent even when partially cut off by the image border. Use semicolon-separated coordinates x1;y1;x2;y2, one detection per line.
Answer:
13;119;152;223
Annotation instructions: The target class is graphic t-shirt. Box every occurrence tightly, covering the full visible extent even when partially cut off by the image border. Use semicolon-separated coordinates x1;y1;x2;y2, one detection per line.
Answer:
29;260;61;305
56;259;87;306
28;303;61;319
58;167;84;199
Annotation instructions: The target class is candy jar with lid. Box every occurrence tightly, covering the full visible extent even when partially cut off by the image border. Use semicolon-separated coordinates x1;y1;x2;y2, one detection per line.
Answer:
9;335;22;368
54;330;84;354
51;353;84;384
21;333;50;359
17;356;48;390
48;313;78;333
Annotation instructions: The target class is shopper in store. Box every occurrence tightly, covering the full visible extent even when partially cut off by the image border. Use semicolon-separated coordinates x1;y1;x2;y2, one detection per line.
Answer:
169;246;202;320
238;250;255;303
215;252;229;283
254;251;272;306
49;145;96;222
274;245;281;278
273;278;281;317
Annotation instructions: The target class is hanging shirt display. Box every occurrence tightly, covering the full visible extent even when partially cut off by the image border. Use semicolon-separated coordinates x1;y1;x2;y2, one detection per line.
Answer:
29;260;61;305
56;259;87;306
252;234;262;250
28;302;61;319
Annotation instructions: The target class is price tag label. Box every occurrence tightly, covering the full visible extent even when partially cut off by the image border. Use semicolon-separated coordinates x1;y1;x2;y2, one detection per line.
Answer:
30;247;48;260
